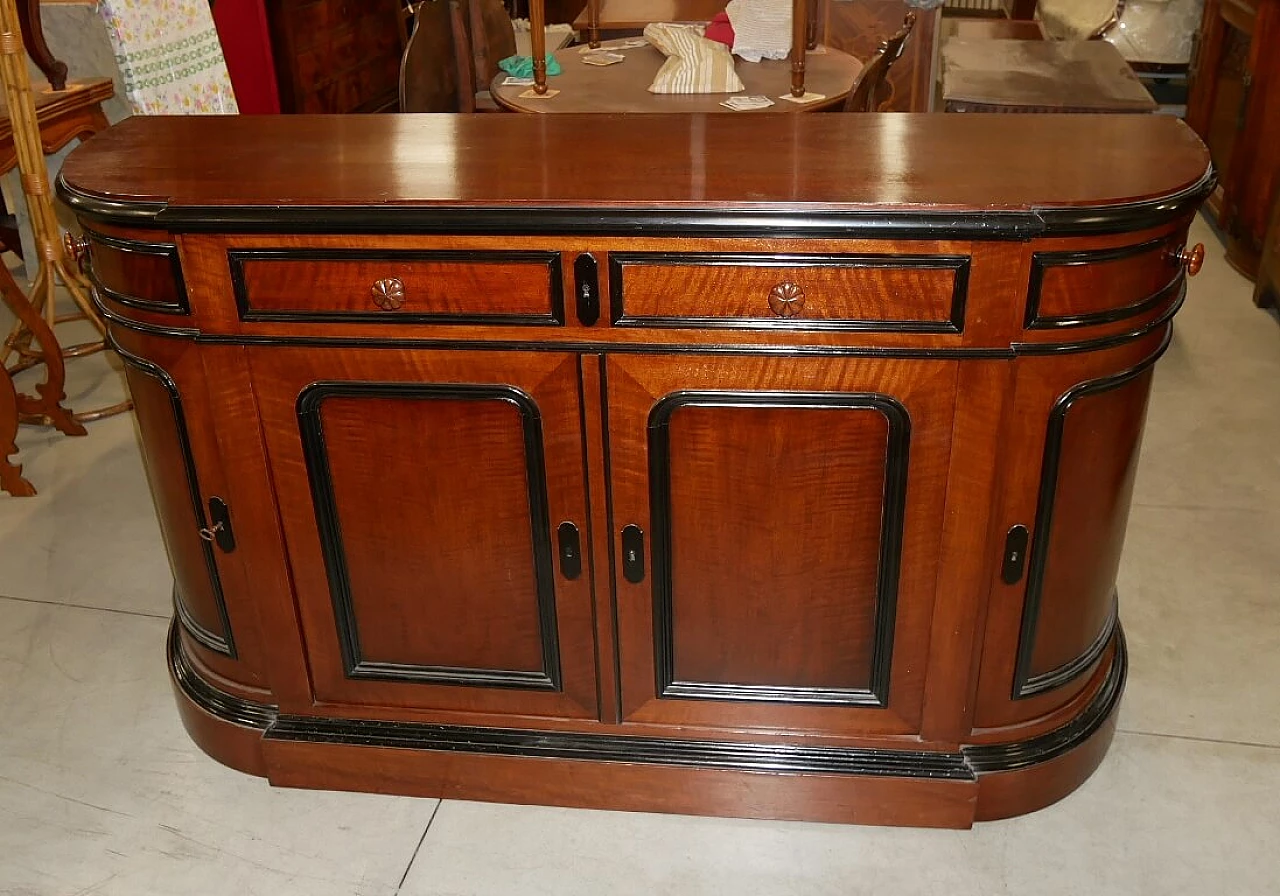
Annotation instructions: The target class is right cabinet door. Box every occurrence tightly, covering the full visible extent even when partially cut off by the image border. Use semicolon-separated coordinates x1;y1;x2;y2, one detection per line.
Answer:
605;354;957;737
975;331;1166;728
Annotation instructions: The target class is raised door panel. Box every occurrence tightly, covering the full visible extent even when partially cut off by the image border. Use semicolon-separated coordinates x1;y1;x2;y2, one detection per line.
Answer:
606;354;957;736
975;329;1166;728
251;348;597;719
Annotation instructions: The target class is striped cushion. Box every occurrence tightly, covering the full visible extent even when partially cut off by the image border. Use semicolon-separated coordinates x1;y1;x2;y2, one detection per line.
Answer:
644;23;746;94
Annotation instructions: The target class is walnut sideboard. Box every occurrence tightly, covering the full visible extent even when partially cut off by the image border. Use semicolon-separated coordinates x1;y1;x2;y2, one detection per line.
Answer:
56;113;1212;828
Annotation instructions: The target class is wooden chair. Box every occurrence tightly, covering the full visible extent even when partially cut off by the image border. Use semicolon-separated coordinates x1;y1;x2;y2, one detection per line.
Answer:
842;12;916;112
400;0;516;112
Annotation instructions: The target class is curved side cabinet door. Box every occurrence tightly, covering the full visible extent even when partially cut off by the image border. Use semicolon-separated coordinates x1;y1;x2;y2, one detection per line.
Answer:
249;346;598;720
976;328;1167;727
117;349;236;657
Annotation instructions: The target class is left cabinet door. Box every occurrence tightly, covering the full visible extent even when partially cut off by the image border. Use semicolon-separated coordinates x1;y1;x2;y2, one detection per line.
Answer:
250;347;598;720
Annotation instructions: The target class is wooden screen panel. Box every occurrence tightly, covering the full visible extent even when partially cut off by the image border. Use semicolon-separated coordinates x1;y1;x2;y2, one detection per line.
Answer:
298;385;560;688
1017;368;1153;694
652;398;902;702
122;362;234;656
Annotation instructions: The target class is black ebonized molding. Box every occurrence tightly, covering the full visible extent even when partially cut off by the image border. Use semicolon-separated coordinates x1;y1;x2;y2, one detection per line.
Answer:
169;621;275;729
609;252;969;334
168;605;1125;780
265;714;975;779
295;381;563;691
646;391;909;707
56;168;1215;239
1025;236;1177;330
966;628;1126;773
1011;283;1184;356
110;338;237;658
96;289;1185;360
1012;331;1170;699
227;247;564;326
83;228;190;315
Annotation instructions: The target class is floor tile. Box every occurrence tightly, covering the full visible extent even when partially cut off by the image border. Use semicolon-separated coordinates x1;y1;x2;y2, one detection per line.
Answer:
400;733;1280;896
0;598;436;896
1131;217;1280;512
1117;504;1280;746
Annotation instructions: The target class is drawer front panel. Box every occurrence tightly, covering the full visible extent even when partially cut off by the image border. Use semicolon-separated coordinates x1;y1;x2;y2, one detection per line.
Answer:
609;252;968;332
230;248;564;325
86;229;188;315
1026;235;1183;329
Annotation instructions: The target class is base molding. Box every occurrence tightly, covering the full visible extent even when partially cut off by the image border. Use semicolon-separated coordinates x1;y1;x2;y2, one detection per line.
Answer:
168;621;1127;827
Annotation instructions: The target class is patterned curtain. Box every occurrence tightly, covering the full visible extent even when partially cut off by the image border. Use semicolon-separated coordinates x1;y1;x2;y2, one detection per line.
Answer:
96;0;238;114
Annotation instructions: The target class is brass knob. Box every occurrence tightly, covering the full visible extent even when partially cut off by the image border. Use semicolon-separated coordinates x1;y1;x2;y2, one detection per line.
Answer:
63;232;89;271
1173;243;1205;277
371;277;405;310
767;281;805;318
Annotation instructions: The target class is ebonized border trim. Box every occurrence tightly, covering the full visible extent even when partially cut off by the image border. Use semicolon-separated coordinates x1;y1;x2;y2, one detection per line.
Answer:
1012;331;1170;699
56;169;1215;239
227;248;564;326
296;381;563;691
168;612;1125;781
1025;236;1177;330
266;716;974;779
83;228;190;315
609;253;969;334
169;621;275;729
646;391;909;707
966;628;1126;773
111;339;237;658
95;285;1184;361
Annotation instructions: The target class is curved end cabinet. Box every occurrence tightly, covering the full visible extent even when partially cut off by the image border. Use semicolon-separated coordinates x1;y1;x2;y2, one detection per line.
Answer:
57;113;1213;828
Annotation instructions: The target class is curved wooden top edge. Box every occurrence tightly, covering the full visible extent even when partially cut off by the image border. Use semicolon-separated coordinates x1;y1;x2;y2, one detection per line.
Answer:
58;113;1214;238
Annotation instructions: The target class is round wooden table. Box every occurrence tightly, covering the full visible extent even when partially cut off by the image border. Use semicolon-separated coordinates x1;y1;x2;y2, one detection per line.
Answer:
492;39;862;113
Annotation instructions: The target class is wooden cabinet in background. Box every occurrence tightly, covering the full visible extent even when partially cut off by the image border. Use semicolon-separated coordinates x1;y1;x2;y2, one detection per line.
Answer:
1185;0;1280;278
266;0;405;113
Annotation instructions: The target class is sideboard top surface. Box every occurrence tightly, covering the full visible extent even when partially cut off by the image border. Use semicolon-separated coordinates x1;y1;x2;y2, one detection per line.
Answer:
60;114;1210;229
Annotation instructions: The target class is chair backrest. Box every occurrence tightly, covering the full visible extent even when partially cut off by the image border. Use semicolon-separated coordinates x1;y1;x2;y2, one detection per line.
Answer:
399;0;516;112
842;12;917;113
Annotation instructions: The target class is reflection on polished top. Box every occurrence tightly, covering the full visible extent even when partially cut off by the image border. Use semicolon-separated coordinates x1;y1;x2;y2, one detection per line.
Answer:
59;113;1210;214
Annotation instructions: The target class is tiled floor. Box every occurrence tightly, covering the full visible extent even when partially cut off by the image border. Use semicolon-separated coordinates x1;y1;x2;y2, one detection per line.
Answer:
2;213;1279;895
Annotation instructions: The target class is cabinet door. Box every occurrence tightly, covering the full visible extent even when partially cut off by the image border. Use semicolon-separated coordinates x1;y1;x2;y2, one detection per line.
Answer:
606;354;957;736
251;348;597;719
975;330;1164;728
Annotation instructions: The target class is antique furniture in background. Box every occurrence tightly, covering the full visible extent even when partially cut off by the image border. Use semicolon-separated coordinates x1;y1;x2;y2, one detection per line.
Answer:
266;0;404;112
568;0;940;109
941;39;1157;112
1184;0;1280;279
399;0;516;113
58;112;1211;827
490;37;861;111
842;10;914;111
1253;193;1280;310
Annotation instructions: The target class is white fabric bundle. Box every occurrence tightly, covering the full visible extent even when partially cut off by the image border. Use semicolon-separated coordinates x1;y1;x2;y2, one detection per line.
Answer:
725;0;792;63
644;23;745;94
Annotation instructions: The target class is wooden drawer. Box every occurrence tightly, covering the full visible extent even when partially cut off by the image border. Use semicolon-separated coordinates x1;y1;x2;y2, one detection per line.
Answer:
85;228;188;315
1025;234;1184;329
608;252;969;332
229;248;565;325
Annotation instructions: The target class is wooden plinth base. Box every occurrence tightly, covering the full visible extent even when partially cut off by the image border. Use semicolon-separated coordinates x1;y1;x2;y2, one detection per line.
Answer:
168;623;1125;828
